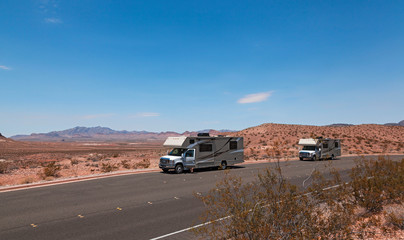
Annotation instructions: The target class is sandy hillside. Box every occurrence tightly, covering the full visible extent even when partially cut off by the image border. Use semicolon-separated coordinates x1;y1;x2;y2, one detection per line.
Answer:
232;123;404;160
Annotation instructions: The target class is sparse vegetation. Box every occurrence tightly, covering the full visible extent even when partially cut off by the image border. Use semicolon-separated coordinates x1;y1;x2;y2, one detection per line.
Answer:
42;161;61;177
120;160;131;169
194;156;404;239
100;162;118;173
134;158;151;169
0;161;9;174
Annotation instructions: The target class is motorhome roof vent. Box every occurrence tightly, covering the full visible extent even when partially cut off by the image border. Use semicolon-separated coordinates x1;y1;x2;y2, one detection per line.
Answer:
197;133;210;137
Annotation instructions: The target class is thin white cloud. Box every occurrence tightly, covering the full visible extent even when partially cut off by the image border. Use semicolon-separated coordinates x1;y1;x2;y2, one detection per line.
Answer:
0;65;11;70
237;91;273;104
45;18;62;24
132;112;160;118
83;114;115;119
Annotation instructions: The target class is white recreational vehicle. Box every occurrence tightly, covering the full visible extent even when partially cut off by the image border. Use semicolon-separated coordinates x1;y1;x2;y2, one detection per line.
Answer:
159;133;244;173
298;137;341;161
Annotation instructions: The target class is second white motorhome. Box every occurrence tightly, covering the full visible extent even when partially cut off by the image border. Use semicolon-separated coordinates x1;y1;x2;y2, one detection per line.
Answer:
159;133;244;173
298;137;341;161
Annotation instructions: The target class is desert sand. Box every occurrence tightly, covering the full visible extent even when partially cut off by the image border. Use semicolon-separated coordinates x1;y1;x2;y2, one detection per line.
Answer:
1;123;403;186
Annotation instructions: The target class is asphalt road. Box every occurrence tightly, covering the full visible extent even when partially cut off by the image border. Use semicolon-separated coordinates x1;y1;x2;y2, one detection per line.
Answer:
0;155;402;240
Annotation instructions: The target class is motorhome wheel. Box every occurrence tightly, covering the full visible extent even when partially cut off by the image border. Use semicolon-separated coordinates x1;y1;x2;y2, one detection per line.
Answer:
175;164;183;174
312;155;317;161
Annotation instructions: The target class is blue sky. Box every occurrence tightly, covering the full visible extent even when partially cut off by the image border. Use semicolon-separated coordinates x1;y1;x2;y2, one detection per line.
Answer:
1;0;403;137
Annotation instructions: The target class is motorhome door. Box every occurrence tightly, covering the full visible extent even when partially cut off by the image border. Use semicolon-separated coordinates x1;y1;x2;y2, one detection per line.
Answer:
184;149;195;168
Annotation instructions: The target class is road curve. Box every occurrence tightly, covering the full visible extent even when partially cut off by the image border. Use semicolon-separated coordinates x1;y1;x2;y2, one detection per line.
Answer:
0;155;402;240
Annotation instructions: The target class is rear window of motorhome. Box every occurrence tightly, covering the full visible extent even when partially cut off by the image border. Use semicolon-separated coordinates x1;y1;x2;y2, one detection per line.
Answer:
335;142;339;148
200;144;212;152
230;141;237;150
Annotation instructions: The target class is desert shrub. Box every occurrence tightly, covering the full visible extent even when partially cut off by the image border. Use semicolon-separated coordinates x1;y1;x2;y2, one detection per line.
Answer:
0;161;9;174
20;177;34;184
195;165;354;239
113;153;119;158
195;156;404;239
350;157;404;213
134;159;150;169
120;160;131;169
87;154;105;162
386;211;404;230
70;158;79;165
43;161;61;177
100;162;118;173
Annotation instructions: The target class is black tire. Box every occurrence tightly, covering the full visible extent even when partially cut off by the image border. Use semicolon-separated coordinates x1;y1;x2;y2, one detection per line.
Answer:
331;154;335;160
312;155;317;161
299;157;303;161
162;168;169;173
175;164;183;174
220;161;227;170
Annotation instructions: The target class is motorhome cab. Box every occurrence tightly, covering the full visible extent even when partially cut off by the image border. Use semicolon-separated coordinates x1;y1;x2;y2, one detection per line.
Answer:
298;137;341;161
159;133;244;174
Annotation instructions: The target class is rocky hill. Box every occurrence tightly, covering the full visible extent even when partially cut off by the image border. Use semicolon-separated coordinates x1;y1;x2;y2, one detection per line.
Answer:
229;123;404;160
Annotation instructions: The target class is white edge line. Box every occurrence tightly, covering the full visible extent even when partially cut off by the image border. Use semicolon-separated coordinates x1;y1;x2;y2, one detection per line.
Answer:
150;216;231;240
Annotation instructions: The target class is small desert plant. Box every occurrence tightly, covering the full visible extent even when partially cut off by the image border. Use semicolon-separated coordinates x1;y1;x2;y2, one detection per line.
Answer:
100;162;118;173
87;154;105;162
134;159;150;169
43;161;61;177
20;177;34;184
120;160;131;169
0;161;9;174
70;158;79;165
386;211;404;230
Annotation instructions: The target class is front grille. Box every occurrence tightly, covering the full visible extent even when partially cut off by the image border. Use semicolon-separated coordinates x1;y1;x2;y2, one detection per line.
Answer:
300;152;310;158
160;158;169;164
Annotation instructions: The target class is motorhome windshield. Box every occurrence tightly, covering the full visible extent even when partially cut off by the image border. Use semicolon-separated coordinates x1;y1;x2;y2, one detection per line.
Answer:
302;146;316;151
168;148;187;156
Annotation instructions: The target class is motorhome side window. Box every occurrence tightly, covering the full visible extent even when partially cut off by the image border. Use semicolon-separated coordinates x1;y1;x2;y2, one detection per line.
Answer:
190;139;195;144
185;150;194;157
323;143;328;148
335;142;339;148
230;141;237;150
200;144;212;152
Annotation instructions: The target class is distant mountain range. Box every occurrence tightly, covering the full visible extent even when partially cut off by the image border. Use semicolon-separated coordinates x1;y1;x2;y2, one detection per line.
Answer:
384;120;404;126
326;120;404;127
6;120;403;142
10;126;236;142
